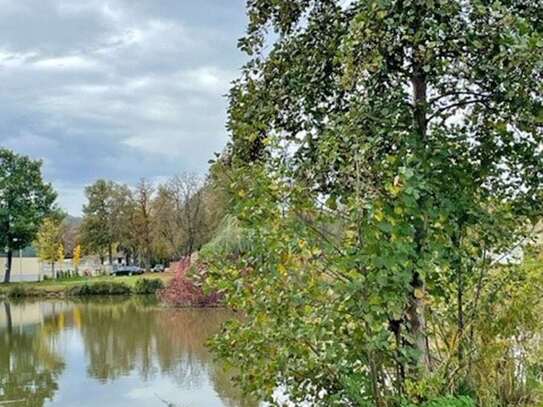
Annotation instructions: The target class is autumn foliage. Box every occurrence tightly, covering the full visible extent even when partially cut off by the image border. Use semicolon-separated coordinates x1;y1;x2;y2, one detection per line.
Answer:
159;258;222;307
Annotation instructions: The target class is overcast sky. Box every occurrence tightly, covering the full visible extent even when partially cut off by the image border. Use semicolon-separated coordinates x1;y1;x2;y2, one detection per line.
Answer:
0;0;247;215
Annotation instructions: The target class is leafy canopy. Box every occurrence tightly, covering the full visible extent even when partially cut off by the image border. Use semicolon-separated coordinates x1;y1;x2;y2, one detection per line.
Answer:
206;0;543;406
0;148;56;281
35;217;64;265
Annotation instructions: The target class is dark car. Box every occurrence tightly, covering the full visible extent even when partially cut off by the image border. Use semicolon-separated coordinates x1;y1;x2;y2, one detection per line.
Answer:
112;265;144;276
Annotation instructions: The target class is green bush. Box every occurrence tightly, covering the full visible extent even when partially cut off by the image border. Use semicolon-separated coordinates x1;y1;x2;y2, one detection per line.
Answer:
7;286;39;298
55;270;82;281
66;282;132;296
422;396;475;407
133;278;164;295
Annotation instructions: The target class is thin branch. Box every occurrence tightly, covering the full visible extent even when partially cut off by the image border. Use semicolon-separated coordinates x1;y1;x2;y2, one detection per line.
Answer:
488;224;537;268
428;97;491;122
429;90;490;104
293;210;346;258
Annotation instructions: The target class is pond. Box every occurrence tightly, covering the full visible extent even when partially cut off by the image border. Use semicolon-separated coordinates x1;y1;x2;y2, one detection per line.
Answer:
0;297;258;407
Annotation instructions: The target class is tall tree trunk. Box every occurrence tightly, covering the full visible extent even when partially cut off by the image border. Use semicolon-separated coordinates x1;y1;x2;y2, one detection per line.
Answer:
3;249;13;283
406;271;431;370
52;261;56;279
457;267;464;361
407;42;431;371
145;250;151;272
452;227;465;362
108;243;113;265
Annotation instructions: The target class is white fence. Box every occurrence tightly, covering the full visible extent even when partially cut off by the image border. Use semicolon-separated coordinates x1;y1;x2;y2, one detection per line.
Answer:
0;256;113;282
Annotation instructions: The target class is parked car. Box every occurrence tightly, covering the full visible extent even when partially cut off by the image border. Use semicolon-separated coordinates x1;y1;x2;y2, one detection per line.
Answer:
152;264;165;273
112;265;144;276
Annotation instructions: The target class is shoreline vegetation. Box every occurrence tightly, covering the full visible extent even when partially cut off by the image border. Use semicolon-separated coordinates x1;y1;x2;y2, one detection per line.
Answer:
0;260;224;307
0;273;172;299
158;259;223;307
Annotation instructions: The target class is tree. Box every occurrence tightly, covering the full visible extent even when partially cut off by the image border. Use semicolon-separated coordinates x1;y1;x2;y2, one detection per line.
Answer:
0;149;57;282
152;184;182;260
168;173;206;257
110;183;136;264
199;170;229;249
80;180;132;264
80;180;115;264
35;217;63;279
152;173;212;260
60;215;81;256
73;244;81;275
206;1;543;405
132;178;154;271
152;173;225;262
57;243;64;272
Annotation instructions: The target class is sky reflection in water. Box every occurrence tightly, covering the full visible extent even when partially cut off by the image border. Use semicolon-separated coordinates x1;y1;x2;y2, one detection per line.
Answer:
0;298;257;407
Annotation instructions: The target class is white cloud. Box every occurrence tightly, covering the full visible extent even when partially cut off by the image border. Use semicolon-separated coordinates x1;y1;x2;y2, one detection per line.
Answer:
32;55;101;71
0;50;37;68
96;18;194;58
64;83;111;94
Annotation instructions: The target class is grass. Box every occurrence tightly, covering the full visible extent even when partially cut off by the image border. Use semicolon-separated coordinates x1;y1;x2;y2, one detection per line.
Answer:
0;272;173;296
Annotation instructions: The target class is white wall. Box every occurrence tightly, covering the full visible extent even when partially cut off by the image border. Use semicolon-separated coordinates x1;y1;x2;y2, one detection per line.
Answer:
0;255;107;282
0;256;41;282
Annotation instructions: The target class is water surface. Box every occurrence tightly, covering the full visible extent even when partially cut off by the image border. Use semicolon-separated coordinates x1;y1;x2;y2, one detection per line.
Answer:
0;297;257;407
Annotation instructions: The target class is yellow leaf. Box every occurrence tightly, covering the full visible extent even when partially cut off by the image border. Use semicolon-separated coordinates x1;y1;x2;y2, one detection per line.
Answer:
277;264;287;276
414;288;425;299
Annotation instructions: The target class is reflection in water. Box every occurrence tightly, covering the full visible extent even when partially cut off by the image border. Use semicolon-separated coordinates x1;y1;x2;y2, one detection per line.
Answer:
0;298;257;407
0;302;65;406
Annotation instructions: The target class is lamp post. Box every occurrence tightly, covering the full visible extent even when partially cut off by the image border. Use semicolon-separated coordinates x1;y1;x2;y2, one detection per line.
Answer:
19;247;22;281
3;244;7;279
12;237;19;283
3;213;14;283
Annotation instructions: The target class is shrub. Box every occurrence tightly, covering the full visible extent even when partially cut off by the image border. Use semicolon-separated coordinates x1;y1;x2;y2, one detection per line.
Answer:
133;278;164;295
66;281;132;296
107;282;132;295
423;396;475;407
55;270;83;281
159;259;222;307
7;286;39;298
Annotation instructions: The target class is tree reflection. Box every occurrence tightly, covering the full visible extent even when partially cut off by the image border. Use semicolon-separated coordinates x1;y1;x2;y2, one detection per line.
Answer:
0;302;65;407
76;298;257;406
76;299;209;385
0;298;258;407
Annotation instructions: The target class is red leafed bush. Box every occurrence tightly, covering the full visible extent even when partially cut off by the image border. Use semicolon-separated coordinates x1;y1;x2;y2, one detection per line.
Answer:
159;257;222;307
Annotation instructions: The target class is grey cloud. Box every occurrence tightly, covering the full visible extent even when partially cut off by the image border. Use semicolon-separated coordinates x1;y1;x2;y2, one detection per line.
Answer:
0;0;247;215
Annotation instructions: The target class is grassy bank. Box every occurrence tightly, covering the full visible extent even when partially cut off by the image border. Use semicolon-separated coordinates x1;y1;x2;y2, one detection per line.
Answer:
0;272;173;298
